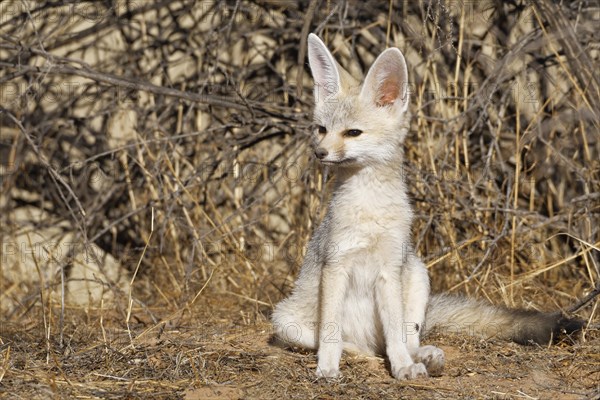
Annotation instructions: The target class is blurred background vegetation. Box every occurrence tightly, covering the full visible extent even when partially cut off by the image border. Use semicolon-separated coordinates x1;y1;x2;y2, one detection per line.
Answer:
0;0;598;338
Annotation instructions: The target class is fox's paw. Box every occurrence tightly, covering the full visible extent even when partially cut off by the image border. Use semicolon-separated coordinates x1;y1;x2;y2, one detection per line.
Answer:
316;344;342;379
392;362;428;380
315;365;341;379
413;345;445;377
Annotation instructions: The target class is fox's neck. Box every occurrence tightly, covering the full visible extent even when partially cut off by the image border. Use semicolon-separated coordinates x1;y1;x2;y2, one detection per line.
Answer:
326;156;412;228
332;155;408;200
334;154;405;185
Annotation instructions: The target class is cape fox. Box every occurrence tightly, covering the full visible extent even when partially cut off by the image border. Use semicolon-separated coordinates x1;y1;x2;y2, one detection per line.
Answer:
271;33;583;380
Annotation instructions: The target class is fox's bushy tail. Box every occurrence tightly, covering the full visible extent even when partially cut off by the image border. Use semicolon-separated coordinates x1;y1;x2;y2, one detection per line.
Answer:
424;293;584;345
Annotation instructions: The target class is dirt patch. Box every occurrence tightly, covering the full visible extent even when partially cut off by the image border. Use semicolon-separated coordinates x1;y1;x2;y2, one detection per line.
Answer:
1;296;597;399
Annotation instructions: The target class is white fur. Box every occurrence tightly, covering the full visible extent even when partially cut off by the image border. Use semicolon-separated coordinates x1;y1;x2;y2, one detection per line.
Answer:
272;34;443;380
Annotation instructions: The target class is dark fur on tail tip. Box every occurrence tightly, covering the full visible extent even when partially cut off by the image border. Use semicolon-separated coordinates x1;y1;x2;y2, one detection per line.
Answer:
511;310;585;345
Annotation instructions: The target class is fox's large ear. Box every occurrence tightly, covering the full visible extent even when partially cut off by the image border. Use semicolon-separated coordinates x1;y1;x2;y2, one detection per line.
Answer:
360;48;409;114
307;33;341;103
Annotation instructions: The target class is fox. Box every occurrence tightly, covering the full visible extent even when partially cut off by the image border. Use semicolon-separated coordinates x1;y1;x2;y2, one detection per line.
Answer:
271;33;584;380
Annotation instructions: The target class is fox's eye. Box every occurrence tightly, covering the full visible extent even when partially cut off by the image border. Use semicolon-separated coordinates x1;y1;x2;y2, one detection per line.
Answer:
345;129;363;137
317;125;327;134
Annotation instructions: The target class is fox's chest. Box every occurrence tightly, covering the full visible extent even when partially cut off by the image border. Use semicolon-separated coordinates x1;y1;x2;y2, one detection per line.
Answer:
318;174;413;268
329;192;410;237
323;205;411;271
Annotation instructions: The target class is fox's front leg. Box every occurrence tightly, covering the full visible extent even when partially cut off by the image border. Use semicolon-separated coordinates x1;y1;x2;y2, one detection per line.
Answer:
377;270;428;380
403;255;445;376
316;264;348;378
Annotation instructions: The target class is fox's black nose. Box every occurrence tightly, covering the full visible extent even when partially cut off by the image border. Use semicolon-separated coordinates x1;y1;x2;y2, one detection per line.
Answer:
315;147;328;159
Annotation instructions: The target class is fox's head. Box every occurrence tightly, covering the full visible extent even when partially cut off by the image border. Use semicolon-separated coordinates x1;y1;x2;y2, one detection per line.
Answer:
307;34;411;168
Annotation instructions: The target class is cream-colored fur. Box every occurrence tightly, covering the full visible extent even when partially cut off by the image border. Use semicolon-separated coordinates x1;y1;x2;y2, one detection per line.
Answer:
272;34;441;380
271;34;582;380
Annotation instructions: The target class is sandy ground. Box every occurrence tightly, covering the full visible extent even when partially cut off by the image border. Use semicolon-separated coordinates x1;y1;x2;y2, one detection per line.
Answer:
1;295;597;400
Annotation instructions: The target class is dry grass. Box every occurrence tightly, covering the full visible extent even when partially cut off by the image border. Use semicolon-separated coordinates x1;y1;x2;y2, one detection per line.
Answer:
0;1;599;399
